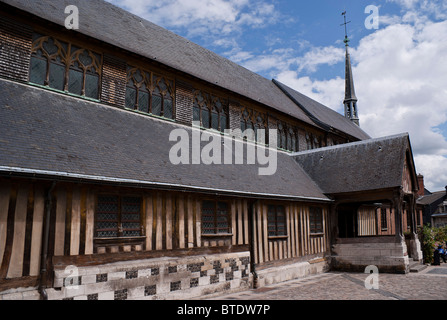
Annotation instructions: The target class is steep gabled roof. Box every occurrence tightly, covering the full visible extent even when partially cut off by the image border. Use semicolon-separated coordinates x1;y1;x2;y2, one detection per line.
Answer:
292;133;415;195
273;80;370;140
0;78;330;202
1;0;369;141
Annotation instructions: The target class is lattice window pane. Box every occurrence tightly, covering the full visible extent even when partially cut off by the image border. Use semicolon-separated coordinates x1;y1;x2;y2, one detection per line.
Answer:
68;68;83;95
220;114;227;132
163;99;173;119
310;207;323;234
29;56;46;86
211;111;219;131
85;73;99;99
202;201;216;235
96;196;119;238
152;94;162;116
43;37;59;56
125;87;136;109
217;202;229;233
202;108;210;129
193;106;200;123
49;62;65;91
122;197;141;237
138;90;150;114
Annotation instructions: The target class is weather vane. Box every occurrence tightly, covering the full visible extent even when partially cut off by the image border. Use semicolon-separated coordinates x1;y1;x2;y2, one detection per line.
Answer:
341;11;351;46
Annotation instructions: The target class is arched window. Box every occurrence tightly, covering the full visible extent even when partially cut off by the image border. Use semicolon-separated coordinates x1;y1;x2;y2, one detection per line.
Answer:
193;91;228;133
240;107;267;143
29;33;101;100
126;67;175;120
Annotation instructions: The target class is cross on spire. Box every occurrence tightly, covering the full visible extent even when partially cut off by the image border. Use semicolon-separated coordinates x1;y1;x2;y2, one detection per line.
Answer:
341;11;351;46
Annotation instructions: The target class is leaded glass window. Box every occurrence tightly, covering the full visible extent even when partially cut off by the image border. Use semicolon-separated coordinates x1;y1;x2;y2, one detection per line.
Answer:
29;33;102;99
126;67;175;120
309;207;323;234
193;91;228;133
96;195;142;238
277;121;299;152
240;107;268;143
267;205;286;237
202;200;230;235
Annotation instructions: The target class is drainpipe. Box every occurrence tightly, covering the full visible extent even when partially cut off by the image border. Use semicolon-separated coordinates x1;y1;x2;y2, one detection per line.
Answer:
39;182;56;300
249;200;259;289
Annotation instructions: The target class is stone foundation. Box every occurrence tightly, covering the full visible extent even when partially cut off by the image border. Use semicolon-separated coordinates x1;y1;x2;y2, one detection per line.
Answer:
255;257;330;288
331;238;410;273
9;251;252;300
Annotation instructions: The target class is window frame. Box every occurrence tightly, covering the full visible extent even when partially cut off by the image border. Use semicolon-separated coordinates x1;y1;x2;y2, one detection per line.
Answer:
193;90;229;133
267;204;287;238
95;194;144;239
201;200;231;236
29;33;102;100
309;206;324;235
125;66;175;120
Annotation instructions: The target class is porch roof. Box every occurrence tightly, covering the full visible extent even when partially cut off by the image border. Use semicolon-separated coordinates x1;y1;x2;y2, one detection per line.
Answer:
292;133;416;195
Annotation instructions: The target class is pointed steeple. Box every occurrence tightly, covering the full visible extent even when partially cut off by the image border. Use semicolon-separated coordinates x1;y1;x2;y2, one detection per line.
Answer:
341;11;359;126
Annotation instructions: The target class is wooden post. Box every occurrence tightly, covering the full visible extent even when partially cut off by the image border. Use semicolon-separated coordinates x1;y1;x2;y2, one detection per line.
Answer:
29;186;45;276
0;183;10;268
393;189;404;242
7;185;29;278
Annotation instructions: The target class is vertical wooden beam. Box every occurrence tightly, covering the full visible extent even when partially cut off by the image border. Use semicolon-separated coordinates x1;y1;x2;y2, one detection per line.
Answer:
178;196;185;249
187;196;194;248
0;183;10;268
29;186;44;276
252;201;258;265
195;199;201;248
237;200;243;245
54;188;66;257
70;187;81;256
294;205;300;257
243;200;249;245
156;193;163;250
286;205;292;259
84;190;95;255
166;195;173;250
7;185;29;278
262;204;269;262
144;195;153;251
256;202;264;264
231;200;236;245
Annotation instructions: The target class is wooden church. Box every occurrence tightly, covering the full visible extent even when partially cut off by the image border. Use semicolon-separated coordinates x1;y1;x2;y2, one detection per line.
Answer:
0;0;423;300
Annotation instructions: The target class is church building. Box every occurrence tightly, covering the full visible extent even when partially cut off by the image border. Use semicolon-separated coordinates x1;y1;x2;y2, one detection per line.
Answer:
0;0;422;300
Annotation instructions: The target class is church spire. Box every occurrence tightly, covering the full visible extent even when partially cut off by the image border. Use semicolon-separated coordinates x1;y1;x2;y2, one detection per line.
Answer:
341;11;359;126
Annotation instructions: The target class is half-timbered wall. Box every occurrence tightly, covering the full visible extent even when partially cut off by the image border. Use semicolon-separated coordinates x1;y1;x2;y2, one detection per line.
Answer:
252;201;329;265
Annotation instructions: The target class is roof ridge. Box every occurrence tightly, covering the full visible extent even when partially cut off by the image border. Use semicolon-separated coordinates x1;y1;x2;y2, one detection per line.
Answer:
290;132;409;157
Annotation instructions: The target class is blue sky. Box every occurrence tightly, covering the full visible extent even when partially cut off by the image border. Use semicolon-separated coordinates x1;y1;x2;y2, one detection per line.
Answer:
107;0;447;192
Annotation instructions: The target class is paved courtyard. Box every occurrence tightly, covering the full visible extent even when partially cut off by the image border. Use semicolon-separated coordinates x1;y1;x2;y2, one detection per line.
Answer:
207;263;447;300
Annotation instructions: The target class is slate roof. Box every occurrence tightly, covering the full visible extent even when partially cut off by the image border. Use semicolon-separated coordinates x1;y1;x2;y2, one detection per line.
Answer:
0;78;330;202
273;80;370;140
1;0;369;141
292;133;414;195
417;191;446;206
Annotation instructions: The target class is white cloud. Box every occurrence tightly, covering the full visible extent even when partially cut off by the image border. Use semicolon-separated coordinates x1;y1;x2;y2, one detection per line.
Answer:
107;0;279;39
278;10;447;191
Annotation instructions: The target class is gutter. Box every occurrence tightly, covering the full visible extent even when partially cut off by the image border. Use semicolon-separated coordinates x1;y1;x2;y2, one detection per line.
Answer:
39;181;56;300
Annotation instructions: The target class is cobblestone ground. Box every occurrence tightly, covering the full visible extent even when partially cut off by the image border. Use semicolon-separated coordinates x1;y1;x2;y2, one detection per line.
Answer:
207;264;447;300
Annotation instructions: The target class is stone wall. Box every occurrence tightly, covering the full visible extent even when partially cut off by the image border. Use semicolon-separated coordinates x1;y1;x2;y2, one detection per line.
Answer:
331;238;410;273
255;258;330;288
45;252;251;300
